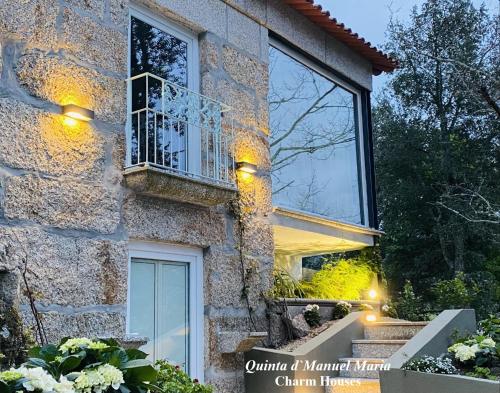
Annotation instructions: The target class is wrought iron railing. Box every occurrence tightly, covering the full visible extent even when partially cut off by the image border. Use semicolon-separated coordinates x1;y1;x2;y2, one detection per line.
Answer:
126;72;235;187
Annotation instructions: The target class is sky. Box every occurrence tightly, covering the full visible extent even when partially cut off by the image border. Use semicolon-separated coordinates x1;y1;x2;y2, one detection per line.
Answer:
318;0;499;97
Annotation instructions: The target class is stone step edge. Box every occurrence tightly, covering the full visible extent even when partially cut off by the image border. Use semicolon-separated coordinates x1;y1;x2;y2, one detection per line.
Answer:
352;339;408;344
338;358;386;364
366;321;428;326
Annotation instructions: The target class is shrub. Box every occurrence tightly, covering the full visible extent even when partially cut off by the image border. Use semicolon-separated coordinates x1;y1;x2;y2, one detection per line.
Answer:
395;281;426;321
466;366;498;381
358;304;374;311
303;304;321;327
332;301;352;320
402;356;457;374
448;335;497;367
466;272;499;320
0;337;158;393
431;273;472;310
478;313;500;342
268;269;305;298
155;360;212;393
381;302;398;318
301;258;375;300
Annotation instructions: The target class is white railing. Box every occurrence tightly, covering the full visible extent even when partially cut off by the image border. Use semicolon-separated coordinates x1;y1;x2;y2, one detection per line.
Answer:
126;72;235;187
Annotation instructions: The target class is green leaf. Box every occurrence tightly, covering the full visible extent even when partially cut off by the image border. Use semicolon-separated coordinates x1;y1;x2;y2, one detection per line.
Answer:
123;360;157;383
59;353;85;374
0;380;10;393
26;357;49;369
125;349;148;360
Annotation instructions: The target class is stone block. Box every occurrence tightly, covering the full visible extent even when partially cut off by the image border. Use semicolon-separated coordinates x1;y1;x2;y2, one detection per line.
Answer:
0;98;107;180
256;98;269;134
236;216;274;258
123;195;226;247
109;0;128;28
218;79;257;129
66;0;105;18
225;0;267;23
3;175;121;234
326;38;373;91
205;247;245;308
267;0;326;63
0;0;58;50
200;34;220;71
17;51;126;124
260;25;269;63
155;0;227;38
222;45;268;99
205;370;245;393
21;309;126;344
227;7;261;58
0;226;128;307
60;8;127;74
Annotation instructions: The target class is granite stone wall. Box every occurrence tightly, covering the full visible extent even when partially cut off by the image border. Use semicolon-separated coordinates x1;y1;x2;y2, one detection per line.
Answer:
0;1;372;392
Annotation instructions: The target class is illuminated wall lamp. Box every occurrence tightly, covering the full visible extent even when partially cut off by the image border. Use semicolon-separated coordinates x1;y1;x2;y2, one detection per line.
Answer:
61;104;94;122
236;161;257;174
368;289;377;300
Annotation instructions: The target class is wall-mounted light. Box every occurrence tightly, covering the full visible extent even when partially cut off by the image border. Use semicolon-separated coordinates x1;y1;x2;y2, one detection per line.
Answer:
61;104;94;122
236;161;257;174
368;289;377;300
366;313;377;323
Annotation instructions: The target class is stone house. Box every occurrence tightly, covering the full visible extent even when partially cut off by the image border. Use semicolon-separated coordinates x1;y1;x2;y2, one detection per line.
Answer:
0;0;396;392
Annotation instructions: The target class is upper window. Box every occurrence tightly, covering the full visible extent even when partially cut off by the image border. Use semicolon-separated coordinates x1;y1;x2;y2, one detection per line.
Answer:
269;43;366;225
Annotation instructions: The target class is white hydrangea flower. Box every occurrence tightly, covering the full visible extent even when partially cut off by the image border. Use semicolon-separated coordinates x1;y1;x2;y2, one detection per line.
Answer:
55;376;75;393
338;301;352;308
382;304;390;312
479;337;496;349
97;364;124;390
454;344;477;362
17;366;58;393
59;338;94;353
74;370;106;393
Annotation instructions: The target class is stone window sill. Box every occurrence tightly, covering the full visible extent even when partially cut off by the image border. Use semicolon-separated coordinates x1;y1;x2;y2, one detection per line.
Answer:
123;165;237;206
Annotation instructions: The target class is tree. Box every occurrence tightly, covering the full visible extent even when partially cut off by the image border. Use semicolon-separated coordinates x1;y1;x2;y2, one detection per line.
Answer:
374;0;500;294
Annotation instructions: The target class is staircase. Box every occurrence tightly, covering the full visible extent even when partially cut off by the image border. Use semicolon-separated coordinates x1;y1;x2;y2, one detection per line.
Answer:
325;320;427;393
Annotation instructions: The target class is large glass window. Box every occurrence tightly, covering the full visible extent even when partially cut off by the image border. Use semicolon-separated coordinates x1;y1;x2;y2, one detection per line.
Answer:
269;44;365;225
129;14;190;171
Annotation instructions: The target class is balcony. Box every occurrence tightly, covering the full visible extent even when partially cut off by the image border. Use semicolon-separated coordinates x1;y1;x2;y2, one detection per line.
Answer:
123;73;237;206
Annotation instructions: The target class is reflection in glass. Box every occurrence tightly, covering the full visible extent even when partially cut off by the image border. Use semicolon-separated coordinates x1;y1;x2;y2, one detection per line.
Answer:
269;46;363;225
129;17;188;170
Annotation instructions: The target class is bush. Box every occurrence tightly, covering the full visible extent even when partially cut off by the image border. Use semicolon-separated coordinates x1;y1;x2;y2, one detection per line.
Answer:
448;335;497;368
303;304;321;327
301;258;376;300
358;304;374;311
381;302;398;318
155;360;212;393
268;269;305;298
332;301;352;320
395;281;427;321
478;313;500;342
402;355;457;374
0;337;158;393
431;273;471;310
466;366;498;381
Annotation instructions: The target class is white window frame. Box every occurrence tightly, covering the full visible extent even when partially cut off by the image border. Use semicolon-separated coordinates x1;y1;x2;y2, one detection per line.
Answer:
127;240;204;381
127;5;201;175
269;38;370;227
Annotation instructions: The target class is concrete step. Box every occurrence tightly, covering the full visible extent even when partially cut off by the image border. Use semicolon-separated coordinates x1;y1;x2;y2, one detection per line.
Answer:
364;321;427;340
352;339;407;358
338;358;387;379
325;378;380;393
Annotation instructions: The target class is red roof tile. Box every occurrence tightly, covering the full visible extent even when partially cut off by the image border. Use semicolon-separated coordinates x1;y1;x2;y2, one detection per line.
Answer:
283;0;398;74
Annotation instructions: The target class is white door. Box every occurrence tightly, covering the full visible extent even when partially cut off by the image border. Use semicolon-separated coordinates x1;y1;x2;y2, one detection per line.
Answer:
127;241;203;379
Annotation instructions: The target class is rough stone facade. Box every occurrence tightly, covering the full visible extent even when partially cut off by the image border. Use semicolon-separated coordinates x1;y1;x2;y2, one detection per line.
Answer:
0;0;373;392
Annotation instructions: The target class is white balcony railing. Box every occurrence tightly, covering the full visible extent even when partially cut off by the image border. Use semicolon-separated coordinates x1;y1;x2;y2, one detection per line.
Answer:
126;72;235;187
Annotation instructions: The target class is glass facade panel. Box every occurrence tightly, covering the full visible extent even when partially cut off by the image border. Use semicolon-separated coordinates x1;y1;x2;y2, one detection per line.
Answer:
269;46;364;225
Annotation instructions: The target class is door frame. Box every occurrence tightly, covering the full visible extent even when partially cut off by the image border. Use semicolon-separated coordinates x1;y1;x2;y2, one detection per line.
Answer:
127;240;204;380
127;4;201;174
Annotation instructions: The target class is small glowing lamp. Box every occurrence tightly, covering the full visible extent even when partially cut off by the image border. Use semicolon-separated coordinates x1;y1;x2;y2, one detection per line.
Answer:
366;313;377;323
236;161;257;174
61;104;94;122
368;289;377;300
